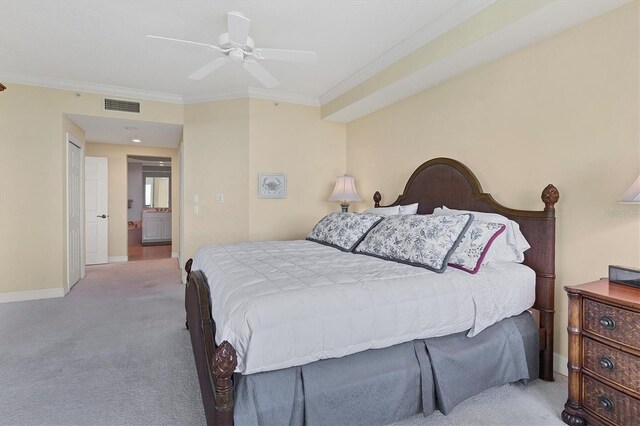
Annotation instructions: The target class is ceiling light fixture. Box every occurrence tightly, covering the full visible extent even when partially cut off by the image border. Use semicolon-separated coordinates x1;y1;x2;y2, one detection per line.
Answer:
132;138;142;143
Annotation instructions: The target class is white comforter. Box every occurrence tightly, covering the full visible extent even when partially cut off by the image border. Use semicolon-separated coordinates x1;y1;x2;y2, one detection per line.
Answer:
192;240;535;374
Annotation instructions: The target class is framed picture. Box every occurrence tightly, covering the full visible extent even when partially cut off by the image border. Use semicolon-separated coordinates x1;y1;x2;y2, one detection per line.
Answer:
258;173;287;199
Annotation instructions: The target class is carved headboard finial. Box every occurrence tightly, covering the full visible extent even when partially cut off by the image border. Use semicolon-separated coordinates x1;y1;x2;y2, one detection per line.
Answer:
542;184;560;212
373;191;382;208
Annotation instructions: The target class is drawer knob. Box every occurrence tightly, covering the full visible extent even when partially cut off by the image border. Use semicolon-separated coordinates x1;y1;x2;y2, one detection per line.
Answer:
598;396;615;412
599;356;615;371
599;316;616;330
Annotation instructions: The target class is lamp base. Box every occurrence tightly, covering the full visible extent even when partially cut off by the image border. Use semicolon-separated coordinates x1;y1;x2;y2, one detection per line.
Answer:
340;203;349;212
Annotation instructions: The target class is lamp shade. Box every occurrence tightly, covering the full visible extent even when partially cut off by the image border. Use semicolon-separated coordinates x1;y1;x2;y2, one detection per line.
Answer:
619;174;640;203
328;175;361;203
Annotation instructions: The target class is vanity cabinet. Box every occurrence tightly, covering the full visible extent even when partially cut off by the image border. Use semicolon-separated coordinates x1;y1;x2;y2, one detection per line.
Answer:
142;211;171;244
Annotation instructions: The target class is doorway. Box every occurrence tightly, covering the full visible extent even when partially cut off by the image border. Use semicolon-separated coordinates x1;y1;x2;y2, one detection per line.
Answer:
127;155;172;261
67;135;83;292
85;156;109;265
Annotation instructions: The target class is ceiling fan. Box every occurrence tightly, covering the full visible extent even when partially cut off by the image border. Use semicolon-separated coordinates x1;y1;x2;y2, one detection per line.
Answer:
148;11;317;89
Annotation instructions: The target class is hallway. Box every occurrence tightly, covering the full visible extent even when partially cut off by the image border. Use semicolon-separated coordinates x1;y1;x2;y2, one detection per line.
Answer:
128;226;172;261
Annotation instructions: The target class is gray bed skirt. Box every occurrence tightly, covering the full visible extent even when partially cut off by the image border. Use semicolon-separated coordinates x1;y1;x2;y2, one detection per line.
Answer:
233;311;539;426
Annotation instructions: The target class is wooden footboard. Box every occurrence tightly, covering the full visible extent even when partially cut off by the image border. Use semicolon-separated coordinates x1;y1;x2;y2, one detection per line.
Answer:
185;261;237;426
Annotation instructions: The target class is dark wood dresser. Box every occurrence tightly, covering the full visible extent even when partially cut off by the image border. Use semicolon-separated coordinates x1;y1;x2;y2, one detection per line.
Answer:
563;279;640;425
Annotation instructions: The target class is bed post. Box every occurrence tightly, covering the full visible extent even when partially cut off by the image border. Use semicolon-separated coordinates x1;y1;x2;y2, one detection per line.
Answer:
539;184;559;381
185;258;193;330
212;341;237;415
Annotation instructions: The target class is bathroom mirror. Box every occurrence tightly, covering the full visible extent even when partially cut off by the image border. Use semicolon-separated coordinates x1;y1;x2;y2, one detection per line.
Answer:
145;177;170;208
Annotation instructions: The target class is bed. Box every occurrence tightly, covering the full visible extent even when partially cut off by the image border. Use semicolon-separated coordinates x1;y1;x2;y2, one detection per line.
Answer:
184;157;559;425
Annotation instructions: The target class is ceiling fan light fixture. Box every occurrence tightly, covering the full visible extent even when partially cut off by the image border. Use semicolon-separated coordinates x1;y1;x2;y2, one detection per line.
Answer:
229;48;245;60
150;11;317;88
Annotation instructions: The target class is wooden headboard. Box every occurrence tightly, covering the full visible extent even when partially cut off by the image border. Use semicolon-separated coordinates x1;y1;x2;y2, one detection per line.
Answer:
373;157;559;381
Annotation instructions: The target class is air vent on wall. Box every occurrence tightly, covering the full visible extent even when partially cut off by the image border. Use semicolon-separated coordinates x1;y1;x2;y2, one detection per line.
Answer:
104;98;140;113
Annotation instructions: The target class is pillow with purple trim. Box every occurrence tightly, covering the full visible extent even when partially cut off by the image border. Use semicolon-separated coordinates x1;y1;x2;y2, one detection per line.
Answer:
448;221;506;274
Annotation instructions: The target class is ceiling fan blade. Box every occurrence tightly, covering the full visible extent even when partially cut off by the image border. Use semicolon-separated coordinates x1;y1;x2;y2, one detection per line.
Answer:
254;48;317;64
243;60;279;88
188;57;229;80
147;35;222;51
227;11;251;46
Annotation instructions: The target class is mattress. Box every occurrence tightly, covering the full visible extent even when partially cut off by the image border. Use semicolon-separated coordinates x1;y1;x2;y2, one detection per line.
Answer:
192;240;535;374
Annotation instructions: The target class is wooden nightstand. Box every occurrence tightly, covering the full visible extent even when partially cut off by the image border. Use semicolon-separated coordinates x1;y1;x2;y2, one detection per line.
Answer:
562;279;640;426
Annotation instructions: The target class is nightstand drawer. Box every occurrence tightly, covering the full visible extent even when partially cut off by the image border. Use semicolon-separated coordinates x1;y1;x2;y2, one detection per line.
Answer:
583;337;640;391
583;375;640;426
583;299;640;351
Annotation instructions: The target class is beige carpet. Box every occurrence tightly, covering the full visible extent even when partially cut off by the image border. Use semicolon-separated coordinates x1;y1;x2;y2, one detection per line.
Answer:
0;258;567;425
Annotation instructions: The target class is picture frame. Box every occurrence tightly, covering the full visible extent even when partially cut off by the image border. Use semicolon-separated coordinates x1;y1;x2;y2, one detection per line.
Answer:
258;173;287;199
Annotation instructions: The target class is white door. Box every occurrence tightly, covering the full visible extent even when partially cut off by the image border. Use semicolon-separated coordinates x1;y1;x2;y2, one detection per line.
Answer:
85;156;109;265
67;140;82;289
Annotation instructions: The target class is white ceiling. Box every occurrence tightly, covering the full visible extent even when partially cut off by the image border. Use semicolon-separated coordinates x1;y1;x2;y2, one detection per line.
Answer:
2;0;631;144
67;114;183;148
0;0;495;103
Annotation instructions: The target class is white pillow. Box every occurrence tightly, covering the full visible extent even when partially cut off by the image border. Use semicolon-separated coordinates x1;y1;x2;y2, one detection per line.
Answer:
398;203;418;215
432;206;530;263
363;205;401;216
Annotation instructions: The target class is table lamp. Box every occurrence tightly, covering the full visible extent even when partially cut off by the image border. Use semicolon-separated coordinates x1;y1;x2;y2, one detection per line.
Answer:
329;175;361;212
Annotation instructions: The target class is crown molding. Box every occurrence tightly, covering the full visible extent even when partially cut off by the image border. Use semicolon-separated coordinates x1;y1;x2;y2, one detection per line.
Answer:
318;0;495;106
181;87;251;104
247;88;320;107
1;73;321;107
0;73;184;103
181;86;319;106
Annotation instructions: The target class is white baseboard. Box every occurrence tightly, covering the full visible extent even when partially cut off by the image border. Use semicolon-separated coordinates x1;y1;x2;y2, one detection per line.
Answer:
554;352;568;377
0;287;65;303
108;256;128;263
171;251;179;259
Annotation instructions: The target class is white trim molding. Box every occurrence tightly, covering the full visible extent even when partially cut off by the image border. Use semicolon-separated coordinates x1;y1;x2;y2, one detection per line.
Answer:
171;251;179;259
554;352;568;377
0;287;65;303
0;73;183;104
108;256;128;263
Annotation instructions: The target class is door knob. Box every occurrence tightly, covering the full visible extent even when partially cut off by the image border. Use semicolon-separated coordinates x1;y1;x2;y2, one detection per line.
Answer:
97;214;108;218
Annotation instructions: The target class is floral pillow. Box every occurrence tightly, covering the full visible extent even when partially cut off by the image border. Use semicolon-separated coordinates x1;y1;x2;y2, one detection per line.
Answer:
355;214;473;273
307;212;383;252
448;221;506;274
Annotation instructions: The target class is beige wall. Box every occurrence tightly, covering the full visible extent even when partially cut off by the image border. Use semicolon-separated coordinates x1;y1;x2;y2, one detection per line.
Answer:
346;3;640;361
248;99;347;241
182;99;251;262
84;142;180;259
181;98;347;266
0;84;182;295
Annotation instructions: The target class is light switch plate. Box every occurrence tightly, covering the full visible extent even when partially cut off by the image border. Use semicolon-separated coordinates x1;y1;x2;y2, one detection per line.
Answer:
215;193;224;204
193;194;199;204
